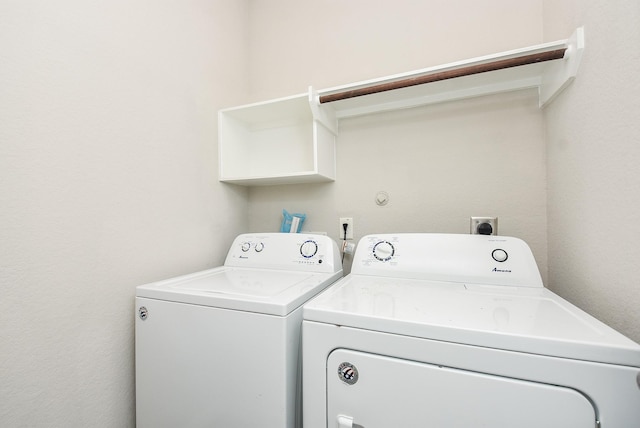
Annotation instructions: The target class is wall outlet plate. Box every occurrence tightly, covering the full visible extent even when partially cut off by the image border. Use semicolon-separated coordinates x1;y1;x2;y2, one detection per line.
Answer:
470;217;498;235
339;217;354;240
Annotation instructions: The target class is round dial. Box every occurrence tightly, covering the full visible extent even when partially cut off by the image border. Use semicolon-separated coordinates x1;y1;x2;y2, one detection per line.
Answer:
492;248;508;262
373;240;395;261
241;242;251;252
255;242;265;252
300;240;318;258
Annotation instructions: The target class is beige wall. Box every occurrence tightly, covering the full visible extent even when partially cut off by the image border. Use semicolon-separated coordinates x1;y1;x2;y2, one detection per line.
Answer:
249;90;548;275
247;0;543;100
246;0;548;276
0;1;249;426
3;0;639;426
544;0;640;342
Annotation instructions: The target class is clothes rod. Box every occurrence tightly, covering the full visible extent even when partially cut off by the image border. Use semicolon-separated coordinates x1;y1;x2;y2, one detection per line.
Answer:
319;48;567;104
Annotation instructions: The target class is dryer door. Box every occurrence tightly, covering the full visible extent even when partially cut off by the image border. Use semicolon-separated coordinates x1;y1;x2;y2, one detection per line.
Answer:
327;349;596;428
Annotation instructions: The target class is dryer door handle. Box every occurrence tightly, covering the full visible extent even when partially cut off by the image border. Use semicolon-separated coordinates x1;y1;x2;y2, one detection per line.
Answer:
337;415;364;428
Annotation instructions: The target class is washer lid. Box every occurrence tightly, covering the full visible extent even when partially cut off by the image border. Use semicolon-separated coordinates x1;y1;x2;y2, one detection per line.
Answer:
303;275;640;367
137;267;342;316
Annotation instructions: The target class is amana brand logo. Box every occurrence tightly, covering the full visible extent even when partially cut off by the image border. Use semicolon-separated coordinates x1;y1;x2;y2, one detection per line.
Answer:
492;267;512;273
338;362;359;385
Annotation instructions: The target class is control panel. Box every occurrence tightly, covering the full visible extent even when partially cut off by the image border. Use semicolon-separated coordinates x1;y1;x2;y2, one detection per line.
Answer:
352;233;543;288
224;233;341;273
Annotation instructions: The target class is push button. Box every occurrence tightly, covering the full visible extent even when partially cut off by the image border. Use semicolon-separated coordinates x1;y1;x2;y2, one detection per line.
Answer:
492;248;508;262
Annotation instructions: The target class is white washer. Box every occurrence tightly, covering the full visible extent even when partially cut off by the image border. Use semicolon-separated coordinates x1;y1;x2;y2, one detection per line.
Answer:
135;233;342;428
303;233;640;428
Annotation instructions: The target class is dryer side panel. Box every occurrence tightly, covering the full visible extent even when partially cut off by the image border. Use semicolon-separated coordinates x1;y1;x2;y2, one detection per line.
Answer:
327;349;596;428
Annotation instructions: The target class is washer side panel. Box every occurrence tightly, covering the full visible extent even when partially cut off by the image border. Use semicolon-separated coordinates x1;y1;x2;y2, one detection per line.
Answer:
135;298;291;428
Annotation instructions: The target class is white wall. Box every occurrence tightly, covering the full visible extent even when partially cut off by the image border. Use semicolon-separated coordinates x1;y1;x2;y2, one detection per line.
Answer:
246;0;549;276
0;1;249;426
4;1;637;426
543;0;640;342
248;0;543;100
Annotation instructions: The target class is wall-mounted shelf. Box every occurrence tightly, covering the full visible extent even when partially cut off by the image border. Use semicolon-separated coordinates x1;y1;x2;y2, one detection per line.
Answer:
318;27;584;122
218;90;337;185
219;27;584;186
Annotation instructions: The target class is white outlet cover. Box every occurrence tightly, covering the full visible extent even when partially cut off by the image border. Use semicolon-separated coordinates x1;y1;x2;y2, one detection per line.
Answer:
339;217;354;240
470;217;497;235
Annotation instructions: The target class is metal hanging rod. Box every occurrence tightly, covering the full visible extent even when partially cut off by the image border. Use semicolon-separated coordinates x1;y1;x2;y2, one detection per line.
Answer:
319;48;567;104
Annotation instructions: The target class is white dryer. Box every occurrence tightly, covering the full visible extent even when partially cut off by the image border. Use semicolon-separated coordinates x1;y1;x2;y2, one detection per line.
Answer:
303;233;640;428
135;233;342;428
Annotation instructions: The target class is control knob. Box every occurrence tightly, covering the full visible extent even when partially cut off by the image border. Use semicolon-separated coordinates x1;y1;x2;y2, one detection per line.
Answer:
300;240;318;258
373;240;395;261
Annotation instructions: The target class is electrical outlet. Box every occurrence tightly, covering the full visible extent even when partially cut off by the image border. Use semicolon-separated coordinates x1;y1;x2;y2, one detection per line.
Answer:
339;217;354;240
470;217;498;235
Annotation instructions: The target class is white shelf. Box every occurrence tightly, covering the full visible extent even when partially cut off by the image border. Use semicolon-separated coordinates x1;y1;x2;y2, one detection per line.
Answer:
317;27;584;122
218;90;337;186
218;28;584;186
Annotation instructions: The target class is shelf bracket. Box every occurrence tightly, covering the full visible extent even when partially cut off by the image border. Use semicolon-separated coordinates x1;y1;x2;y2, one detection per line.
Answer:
539;26;585;107
308;86;338;135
